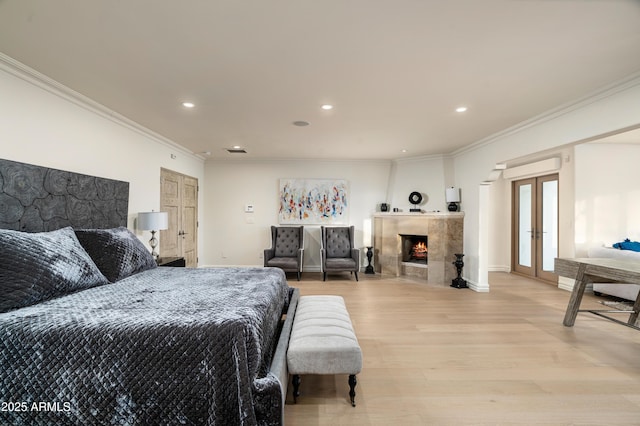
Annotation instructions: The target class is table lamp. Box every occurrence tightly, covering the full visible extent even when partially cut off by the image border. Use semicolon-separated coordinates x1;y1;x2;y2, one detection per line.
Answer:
137;211;169;260
445;187;460;212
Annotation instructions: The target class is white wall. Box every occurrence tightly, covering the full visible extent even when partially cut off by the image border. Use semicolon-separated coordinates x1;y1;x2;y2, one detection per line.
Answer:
454;76;640;291
574;142;640;255
203;159;391;269
0;60;205;256
386;155;450;213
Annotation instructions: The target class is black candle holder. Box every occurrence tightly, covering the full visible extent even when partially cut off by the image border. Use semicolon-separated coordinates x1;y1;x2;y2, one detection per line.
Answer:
365;246;375;274
451;253;467;289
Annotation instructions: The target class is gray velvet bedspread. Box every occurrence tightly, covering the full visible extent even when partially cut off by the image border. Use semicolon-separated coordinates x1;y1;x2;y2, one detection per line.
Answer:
0;267;290;426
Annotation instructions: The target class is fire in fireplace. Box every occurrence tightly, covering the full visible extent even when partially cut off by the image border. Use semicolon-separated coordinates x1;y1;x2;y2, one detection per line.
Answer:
400;234;428;264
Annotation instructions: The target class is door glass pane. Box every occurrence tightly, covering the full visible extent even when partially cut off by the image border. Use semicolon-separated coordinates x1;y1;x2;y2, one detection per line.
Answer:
518;184;532;267
541;180;558;272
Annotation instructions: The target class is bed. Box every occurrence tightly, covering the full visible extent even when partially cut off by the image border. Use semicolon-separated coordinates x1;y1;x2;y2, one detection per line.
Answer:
0;159;298;425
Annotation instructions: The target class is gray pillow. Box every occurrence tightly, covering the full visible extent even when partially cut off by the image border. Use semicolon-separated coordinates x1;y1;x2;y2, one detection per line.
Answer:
75;227;157;282
0;226;109;313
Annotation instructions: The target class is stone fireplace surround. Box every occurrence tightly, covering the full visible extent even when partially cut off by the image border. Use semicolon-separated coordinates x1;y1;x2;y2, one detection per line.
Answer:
373;212;464;284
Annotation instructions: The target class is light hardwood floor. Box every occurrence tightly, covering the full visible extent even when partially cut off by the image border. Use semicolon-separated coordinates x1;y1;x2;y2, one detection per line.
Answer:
283;272;640;425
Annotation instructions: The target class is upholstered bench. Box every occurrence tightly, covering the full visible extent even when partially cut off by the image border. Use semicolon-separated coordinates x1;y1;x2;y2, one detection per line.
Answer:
287;295;362;407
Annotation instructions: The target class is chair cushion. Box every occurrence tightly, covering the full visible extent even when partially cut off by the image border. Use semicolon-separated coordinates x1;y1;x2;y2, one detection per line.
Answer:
325;257;357;271
325;227;351;258
266;257;299;271
274;227;300;257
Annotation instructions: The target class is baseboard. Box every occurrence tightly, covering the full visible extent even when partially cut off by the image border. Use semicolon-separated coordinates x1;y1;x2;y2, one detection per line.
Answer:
198;264;323;273
557;276;592;293
198;264;262;268
489;265;511;272
465;278;490;293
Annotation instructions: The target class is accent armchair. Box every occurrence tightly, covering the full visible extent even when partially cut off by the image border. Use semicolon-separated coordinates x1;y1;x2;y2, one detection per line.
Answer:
320;226;360;281
264;226;304;280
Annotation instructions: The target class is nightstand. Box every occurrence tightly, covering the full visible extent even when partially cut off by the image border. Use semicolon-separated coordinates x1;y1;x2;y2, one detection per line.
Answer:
156;257;186;267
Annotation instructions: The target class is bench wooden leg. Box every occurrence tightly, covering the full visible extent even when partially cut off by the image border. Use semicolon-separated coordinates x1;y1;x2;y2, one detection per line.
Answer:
292;374;301;403
348;374;357;407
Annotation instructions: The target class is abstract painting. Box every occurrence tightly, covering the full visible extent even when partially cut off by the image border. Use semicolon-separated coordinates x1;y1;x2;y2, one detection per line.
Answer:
278;179;349;224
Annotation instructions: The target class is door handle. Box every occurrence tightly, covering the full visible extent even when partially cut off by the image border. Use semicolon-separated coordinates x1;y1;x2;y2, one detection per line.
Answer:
178;230;188;236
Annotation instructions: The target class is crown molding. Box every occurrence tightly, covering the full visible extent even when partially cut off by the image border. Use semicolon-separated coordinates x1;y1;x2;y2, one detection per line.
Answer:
0;52;203;162
452;71;640;158
391;153;447;163
206;156;392;165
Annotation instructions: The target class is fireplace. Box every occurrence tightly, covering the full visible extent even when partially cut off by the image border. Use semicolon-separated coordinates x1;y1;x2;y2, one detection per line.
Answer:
400;234;428;264
374;212;463;283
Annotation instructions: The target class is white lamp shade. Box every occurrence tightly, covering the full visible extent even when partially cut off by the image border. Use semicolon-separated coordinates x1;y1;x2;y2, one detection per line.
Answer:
362;218;372;247
138;211;169;231
445;187;460;203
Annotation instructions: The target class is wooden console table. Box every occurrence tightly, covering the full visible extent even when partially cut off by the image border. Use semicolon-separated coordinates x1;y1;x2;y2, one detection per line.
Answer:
554;258;640;329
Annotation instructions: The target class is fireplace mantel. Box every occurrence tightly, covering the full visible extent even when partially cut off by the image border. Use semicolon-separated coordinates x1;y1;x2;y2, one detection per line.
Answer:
373;212;463;284
373;212;464;218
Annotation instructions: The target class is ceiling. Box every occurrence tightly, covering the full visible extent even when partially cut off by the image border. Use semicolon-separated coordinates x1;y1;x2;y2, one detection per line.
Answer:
1;0;640;161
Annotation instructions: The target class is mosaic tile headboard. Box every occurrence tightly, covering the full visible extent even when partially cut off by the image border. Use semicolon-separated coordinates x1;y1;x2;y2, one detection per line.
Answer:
0;158;129;232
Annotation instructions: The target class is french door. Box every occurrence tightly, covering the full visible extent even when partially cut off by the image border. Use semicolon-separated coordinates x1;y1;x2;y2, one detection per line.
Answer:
512;174;558;282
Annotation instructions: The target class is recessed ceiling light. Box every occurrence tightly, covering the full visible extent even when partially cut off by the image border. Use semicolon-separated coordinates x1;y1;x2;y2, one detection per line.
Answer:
233;145;241;149
402;149;408;153
321;104;333;110
293;121;310;127
456;106;468;113
182;102;195;108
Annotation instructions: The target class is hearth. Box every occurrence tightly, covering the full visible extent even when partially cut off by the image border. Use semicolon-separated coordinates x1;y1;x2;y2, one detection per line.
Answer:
400;234;428;264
